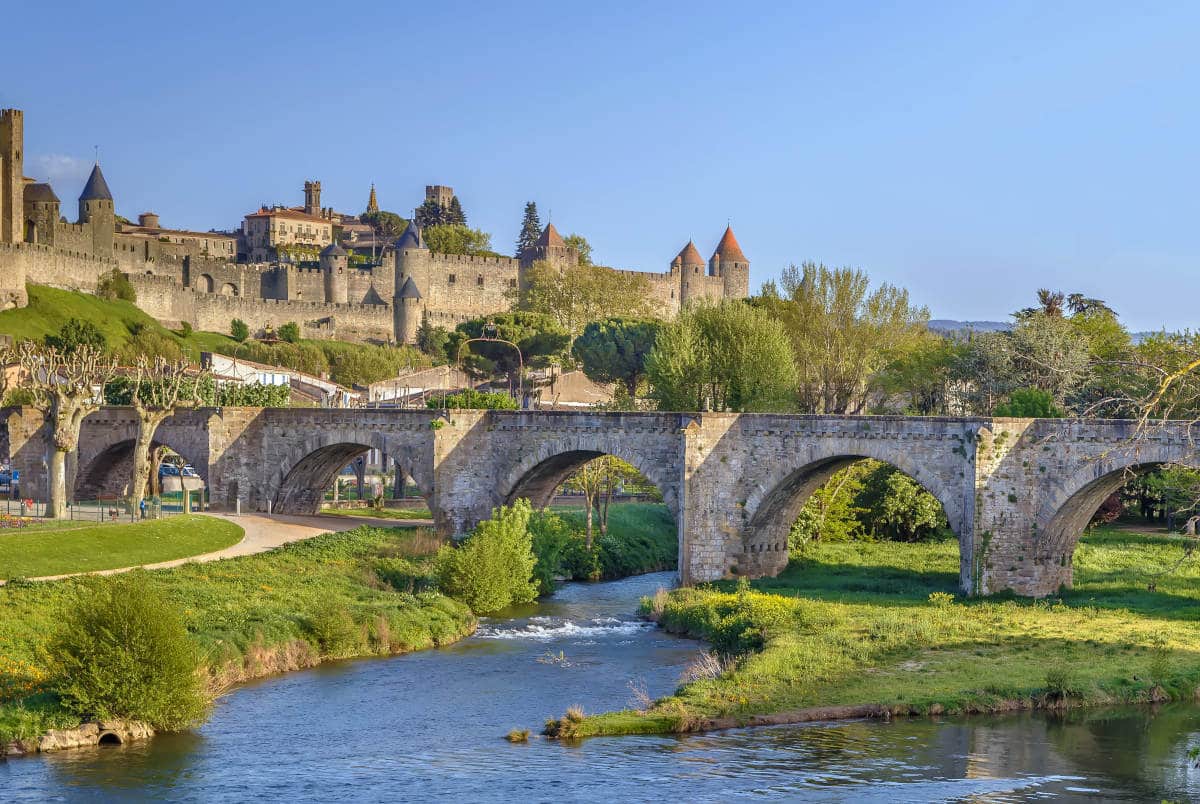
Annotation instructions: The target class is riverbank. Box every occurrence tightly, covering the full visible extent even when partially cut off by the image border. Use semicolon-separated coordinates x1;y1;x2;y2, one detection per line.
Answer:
0;525;475;752
551;526;1200;737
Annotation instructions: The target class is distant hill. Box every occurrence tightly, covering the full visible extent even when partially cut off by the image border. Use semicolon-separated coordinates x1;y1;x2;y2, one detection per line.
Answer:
928;319;1011;334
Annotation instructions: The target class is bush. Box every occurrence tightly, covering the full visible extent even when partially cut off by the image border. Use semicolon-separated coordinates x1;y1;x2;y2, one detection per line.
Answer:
305;604;361;657
45;318;106;354
529;510;576;595
278;321;301;343
46;573;209;731
230;319;250;342
994;388;1063;418
435;500;538;614
96;269;136;303
430;388;518;410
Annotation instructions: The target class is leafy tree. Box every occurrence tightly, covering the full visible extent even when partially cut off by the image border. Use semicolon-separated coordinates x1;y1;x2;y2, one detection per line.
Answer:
415;314;450;360
994;387;1064;417
872;333;962;415
516;201;541;256
434;500;538;614
563;233;593;266
360;210;408;238
561;456;644;547
45;318;106;354
217;382;291;407
447;196;466;226
422;224;498;256
572;318;661;399
230;319;250;342
48;573;209;730
646;301;797;412
448;312;571;380
515;260;656;336
414;198;446;229
759;263;930;414
96;268;136;302
789;463;868;550
428;388;518;410
529;509;576;594
278;321;301;343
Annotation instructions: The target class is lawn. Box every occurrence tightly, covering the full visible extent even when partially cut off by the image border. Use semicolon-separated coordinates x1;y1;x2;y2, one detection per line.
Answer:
320;506;434;520
0;526;473;744
0;515;244;580
554;524;1200;737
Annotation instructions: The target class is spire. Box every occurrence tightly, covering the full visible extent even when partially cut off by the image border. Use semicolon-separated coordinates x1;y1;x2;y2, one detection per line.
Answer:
676;240;704;267
367;183;379;215
394;220;424;250
398;276;423;300
711;225;747;263
79;163;112;202
535;222;565;248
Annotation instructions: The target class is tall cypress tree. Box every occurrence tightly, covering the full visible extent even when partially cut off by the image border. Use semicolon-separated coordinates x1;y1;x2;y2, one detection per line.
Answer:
447;195;466;226
516;201;541;256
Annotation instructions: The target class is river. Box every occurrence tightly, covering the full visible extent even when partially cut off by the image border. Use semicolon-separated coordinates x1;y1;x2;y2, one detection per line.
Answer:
4;572;1199;802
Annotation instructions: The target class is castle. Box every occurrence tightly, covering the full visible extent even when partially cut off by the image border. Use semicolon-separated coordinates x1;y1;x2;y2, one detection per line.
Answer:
0;108;749;345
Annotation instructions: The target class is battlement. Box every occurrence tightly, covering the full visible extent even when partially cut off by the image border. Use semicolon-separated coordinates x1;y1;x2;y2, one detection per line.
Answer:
0;109;22;124
417;250;522;269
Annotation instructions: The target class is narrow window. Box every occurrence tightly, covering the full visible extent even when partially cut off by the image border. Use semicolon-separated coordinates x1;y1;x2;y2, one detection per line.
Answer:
477;275;484;286
448;274;456;284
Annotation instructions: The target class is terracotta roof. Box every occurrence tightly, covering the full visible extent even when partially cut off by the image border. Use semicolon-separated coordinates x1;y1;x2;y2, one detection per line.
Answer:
536;222;565;248
80;164;113;201
244;207;331;223
675;240;704;266
711;225;747;263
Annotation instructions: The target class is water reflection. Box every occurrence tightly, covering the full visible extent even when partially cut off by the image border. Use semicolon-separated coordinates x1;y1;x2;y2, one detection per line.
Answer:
3;573;1198;802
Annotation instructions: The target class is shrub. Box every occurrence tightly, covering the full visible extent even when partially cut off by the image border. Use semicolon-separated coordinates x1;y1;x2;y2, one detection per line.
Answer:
96;268;136;303
994;388;1063;418
529;509;575;595
430;388;518;410
1044;664;1081;698
46;573;209;731
230;319;250;342
435;500;538;614
45;318;106;354
178;321;193;338
278;321;301;343
305;604;361;657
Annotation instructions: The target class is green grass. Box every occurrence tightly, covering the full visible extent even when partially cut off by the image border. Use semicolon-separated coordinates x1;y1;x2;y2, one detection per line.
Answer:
320;506;434;520
0;526;473;744
554;502;677;579
0;515;244;580
558;525;1200;737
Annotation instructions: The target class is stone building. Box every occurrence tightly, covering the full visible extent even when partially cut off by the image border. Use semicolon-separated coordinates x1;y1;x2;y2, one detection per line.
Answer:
0;107;750;342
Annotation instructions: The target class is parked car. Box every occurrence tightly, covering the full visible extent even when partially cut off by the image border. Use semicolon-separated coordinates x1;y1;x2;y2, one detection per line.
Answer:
158;464;181;478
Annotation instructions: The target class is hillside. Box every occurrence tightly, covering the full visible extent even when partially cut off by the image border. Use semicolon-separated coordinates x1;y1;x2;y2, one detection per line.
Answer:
0;285;434;386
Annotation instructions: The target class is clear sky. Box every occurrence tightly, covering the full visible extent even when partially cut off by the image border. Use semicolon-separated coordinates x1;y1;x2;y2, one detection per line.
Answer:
2;1;1196;331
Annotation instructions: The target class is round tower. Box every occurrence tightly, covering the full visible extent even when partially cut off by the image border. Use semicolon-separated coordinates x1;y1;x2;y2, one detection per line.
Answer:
78;163;115;259
396;276;423;344
393;221;430;342
320;242;348;304
709;225;750;299
675;240;706;306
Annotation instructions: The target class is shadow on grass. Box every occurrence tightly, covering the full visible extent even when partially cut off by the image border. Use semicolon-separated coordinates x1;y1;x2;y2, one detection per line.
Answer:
741;554;958;605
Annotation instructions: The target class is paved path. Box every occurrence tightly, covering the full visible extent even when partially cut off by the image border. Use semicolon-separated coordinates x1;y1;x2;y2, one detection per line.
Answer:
18;512;435;583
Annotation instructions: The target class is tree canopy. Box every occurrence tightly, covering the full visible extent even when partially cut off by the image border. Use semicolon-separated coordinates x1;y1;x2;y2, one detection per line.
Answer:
422;224;498;257
572;318;661;399
516;201;541;256
514;260;657;336
448;312;571;378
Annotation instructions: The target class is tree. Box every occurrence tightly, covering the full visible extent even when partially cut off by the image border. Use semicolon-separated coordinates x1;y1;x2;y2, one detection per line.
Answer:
449;312;571;382
646;301;797;412
872;333;962;415
415;314;449;360
428;388;518;410
515;260;656;336
994;387;1064;417
104;357;205;511
230;319;250;342
447;196;466;226
45;319;106;354
572;318;661;399
360;210;408;238
278;321;301;343
434;500;538;614
96;268;136;303
562;456;643;547
760;263;930;414
563;233;593;266
516;201;541;257
414;198;447;229
422;224;497;256
15;341;117;518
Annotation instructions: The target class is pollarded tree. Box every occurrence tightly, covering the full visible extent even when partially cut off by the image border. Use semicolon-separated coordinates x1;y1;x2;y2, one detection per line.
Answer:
15;341;117;518
105;357;206;511
515;201;541;257
646;301;797;412
572;318;661;400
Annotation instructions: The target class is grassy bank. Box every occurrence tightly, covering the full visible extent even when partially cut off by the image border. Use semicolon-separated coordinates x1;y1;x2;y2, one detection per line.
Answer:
552;503;677;581
552;526;1200;737
0;515;243;580
0;526;474;745
319;506;434;521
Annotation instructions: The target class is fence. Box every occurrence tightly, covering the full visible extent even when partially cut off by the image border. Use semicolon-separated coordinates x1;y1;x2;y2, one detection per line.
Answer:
0;491;209;522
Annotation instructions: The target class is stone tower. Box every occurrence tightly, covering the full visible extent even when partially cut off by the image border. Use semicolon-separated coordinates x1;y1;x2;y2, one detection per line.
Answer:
304;180;322;216
425;185;454;209
366;183;379;215
22;184;60;246
709;225;750;299
396;276;423;344
320;242;349;303
672;240;706;305
78;163;115;259
519;223;576;270
0;109;23;246
393;221;430;342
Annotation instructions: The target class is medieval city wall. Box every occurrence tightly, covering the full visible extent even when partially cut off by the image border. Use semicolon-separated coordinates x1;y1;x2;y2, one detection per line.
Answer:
0;241;112;292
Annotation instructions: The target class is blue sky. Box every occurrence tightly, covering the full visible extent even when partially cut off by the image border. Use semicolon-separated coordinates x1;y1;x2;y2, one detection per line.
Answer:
2;1;1196;330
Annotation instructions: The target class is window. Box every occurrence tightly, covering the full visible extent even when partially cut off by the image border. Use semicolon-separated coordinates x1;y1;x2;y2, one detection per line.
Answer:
508;278;517;288
477;275;484;286
448;274;456;284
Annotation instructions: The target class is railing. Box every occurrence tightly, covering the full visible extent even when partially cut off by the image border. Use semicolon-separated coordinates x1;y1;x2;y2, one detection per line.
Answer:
0;491;209;522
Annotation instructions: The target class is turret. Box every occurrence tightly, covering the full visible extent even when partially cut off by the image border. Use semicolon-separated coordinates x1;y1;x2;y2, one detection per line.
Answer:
22;183;60;246
304;180;322;216
78;163;114;259
674;240;705;305
393;221;430;342
519;222;576;270
0;109;28;308
320;242;348;303
709;225;749;299
396;276;423;344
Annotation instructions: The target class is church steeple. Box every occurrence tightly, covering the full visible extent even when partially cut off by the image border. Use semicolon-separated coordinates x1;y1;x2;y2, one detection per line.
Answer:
366;183;379;215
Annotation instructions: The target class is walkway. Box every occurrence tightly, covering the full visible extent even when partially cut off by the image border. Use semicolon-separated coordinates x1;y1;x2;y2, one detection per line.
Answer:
20;512;435;583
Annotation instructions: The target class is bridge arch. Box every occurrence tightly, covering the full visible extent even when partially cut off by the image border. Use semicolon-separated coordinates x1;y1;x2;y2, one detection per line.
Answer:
269;428;432;517
740;442;967;578
75;436;206;500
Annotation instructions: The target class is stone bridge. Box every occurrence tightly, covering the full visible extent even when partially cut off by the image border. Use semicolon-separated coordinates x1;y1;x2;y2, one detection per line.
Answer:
5;407;1199;597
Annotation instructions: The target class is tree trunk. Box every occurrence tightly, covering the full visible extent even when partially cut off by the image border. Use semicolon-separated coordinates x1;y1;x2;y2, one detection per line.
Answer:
47;448;68;519
130;412;169;513
600;470;613;537
583;486;595;551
